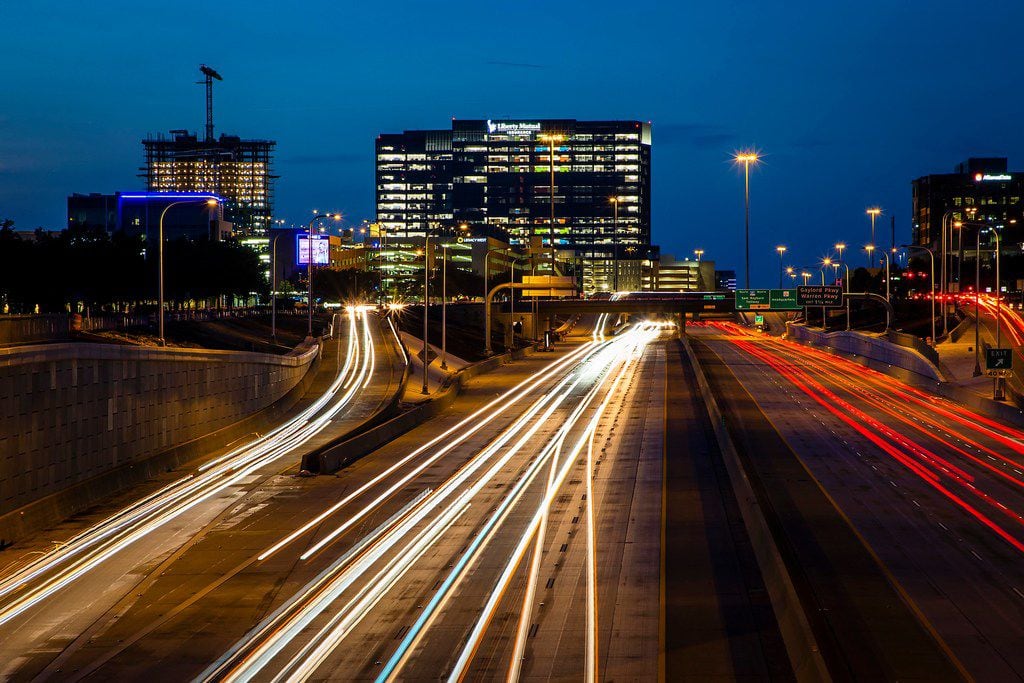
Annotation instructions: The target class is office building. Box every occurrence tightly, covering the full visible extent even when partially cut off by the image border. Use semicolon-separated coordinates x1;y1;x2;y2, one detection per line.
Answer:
376;119;652;293
655;255;715;292
715;269;737;291
141;132;275;238
912;158;1023;259
67;191;229;243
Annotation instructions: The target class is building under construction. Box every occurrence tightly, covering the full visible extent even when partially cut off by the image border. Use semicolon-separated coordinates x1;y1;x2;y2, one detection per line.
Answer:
140;66;276;237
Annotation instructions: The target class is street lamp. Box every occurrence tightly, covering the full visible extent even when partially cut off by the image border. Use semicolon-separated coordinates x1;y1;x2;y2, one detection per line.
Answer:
610;196;620;291
866;208;882;268
821;257;832;330
694;248;704;263
734;151;760;289
864;244;876;270
966;224;1003;380
538;133;564;277
158;197;219;346
270;230;284;343
902;244;936;345
776;246;787;287
306;212;341;338
440;224;469;371
878;249;891;302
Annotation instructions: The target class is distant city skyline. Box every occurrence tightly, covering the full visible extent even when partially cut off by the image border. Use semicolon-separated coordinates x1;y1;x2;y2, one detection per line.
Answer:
3;1;1024;286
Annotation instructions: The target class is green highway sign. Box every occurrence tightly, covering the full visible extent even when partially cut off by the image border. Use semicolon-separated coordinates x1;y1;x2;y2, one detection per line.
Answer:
735;289;770;310
702;293;727;301
735;289;800;311
754;314;765;325
769;289;801;311
797;285;843;307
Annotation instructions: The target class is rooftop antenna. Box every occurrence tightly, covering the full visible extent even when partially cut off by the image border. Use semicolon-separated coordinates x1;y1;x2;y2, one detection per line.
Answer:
197;65;222;142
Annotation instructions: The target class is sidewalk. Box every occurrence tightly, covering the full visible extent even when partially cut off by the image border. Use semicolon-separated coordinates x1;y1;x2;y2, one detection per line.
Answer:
399;331;469;403
935;322;1005;398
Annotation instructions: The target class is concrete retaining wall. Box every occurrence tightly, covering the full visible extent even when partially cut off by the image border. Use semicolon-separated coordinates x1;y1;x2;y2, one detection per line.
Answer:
786;324;944;381
0;342;317;541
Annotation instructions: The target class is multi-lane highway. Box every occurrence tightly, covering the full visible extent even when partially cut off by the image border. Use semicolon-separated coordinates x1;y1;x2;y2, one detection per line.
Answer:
0;312;796;682
0;307;402;679
695;321;1024;680
14;304;1019;681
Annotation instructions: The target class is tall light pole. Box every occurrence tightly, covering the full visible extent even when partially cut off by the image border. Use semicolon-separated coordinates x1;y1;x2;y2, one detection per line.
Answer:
694;248;704;262
834;243;849;327
878;250;891;302
903;244;936;345
306;212;341;338
440;224;469;371
735;151;760;289
821;257;832;330
866;208;882;268
610;196;620;291
421;236;433;395
270;231;283;343
158;196;219;346
864;244;876;271
776;245;787;288
538;133;564;277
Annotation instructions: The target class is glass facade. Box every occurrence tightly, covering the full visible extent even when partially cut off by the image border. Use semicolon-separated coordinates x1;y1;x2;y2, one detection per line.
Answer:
376;119;652;293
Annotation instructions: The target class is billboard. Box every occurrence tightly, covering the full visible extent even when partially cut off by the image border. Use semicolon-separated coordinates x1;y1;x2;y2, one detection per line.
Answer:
296;235;330;265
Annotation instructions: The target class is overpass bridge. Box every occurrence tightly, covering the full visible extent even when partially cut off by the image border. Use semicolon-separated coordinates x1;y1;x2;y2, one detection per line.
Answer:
532;292;736;316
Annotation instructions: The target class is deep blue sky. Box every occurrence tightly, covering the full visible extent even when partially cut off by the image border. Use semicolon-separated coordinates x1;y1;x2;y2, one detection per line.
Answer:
3;0;1023;286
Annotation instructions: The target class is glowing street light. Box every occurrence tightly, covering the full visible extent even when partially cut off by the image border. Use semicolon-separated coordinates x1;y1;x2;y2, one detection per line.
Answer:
158;197;219;346
538;133;565;277
694;248;704;262
866;208;882;267
776;245;787;288
734;150;760;288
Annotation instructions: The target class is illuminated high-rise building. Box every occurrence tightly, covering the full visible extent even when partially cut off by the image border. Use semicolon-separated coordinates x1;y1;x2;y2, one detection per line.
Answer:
140;132;275;237
376;118;653;292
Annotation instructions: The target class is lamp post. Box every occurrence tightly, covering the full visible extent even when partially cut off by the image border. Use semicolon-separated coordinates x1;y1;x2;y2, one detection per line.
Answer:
306;213;341;338
610;196;620;291
834;243;849;327
421;236;433;394
538;134;564;277
735;151;759;289
158;197;219;346
866;208;882;268
776;245;787;288
694;248;704;263
439;224;469;371
878;250;891;302
864;244;875;271
270;231;283;343
821;257;833;330
903;244;936;345
834;260;851;330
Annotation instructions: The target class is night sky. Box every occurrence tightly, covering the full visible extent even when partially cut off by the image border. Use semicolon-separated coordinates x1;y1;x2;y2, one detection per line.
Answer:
3;0;1023;287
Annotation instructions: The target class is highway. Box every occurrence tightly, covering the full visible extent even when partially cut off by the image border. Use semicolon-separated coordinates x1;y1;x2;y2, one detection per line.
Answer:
0;315;767;682
695;321;1024;680
0;307;403;679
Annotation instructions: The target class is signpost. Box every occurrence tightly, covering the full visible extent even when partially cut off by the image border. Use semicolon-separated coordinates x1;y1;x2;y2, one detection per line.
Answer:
986;348;1013;376
735;289;801;311
796;285;843;307
735;289;770;310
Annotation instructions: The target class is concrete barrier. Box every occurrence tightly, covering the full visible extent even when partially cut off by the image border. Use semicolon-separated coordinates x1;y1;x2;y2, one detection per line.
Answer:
310;346;533;474
786;323;945;381
680;334;829;682
0;342;317;543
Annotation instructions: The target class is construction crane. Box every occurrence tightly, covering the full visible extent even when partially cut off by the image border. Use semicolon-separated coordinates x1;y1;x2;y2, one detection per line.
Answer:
197;65;222;142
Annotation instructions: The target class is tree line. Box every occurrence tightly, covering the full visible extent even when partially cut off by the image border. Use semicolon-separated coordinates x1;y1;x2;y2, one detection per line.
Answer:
0;221;267;314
